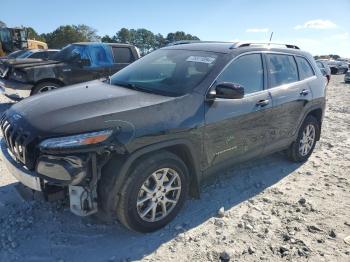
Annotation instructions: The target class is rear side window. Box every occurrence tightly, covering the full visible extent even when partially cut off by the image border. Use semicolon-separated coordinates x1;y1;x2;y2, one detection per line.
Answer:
112;47;133;63
296;56;315;80
216;53;264;95
266;54;298;88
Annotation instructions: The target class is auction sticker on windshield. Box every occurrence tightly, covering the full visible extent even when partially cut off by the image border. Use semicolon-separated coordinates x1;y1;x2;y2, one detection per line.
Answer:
186;56;216;64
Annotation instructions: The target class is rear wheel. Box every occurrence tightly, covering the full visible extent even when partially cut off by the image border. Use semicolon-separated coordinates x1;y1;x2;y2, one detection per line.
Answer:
32;81;61;95
287;115;320;162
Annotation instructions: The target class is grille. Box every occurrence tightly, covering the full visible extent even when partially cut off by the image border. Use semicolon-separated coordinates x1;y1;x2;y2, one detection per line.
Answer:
0;63;9;78
0;114;31;166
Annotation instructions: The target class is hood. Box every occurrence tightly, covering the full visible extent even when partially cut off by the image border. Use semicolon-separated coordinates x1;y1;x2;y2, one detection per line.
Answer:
7;80;178;138
2;59;62;69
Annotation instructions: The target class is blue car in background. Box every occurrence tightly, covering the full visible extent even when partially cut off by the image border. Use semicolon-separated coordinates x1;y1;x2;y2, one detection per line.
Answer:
0;42;140;99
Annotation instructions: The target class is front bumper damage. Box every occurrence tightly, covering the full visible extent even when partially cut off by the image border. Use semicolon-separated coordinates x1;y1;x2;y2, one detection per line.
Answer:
0;79;32;100
0;138;105;216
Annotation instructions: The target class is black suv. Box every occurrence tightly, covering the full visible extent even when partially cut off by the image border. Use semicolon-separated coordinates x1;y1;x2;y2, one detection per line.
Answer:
0;42;326;232
0;42;140;99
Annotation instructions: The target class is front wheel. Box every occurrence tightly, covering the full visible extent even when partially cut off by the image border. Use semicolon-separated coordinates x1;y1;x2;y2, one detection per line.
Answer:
32;81;61;95
287;115;320;162
114;151;189;232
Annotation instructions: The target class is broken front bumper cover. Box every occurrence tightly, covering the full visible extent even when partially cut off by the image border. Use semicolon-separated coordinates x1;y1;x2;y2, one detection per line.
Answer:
0;139;98;216
0;139;42;191
0;79;32;100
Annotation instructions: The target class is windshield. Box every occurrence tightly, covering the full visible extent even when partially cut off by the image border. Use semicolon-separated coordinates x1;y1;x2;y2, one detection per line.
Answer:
110;49;218;96
16;50;34;58
8;50;27;58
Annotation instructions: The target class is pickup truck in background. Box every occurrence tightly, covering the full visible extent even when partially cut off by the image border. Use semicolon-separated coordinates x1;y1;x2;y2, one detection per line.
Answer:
0;42;140;99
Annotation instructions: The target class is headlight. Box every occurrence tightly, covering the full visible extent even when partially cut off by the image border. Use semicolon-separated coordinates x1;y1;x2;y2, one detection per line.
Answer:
39;130;113;149
10;70;27;82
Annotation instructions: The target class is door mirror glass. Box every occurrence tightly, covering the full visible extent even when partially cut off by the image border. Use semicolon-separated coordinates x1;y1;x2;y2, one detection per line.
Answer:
211;82;244;99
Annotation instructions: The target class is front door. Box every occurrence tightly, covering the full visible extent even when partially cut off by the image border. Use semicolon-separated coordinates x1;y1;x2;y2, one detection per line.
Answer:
204;53;272;168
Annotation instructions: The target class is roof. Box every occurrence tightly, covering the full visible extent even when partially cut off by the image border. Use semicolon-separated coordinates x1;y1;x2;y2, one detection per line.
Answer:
74;42;134;47
163;41;308;56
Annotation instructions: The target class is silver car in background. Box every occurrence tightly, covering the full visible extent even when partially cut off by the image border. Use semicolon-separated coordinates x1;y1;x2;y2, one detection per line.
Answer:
316;60;331;84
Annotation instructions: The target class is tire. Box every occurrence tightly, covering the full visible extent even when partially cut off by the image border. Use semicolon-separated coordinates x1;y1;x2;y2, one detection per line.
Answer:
31;81;61;95
330;67;338;75
287;115;320;162
100;151;189;233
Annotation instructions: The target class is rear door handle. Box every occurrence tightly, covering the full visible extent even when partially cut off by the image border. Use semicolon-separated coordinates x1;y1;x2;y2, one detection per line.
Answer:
300;89;309;96
256;99;270;107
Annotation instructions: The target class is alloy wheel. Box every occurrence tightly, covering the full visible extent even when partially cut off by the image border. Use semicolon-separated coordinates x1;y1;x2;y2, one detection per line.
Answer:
299;124;316;156
136;168;181;222
38;85;58;93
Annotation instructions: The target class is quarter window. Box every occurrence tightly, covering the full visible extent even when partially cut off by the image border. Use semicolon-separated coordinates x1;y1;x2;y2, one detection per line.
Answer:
316;61;324;68
266;54;298;88
216;53;264;95
296;56;315;80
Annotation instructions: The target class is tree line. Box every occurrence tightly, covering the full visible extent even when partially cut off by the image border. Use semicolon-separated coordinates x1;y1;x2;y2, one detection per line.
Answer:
1;20;199;55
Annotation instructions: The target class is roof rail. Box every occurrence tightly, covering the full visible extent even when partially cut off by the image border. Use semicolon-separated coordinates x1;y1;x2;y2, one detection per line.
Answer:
230;42;300;50
167;40;201;46
167;40;230;46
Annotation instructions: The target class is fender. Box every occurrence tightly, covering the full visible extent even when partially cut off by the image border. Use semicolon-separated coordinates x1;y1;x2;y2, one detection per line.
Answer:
101;138;202;215
293;100;325;141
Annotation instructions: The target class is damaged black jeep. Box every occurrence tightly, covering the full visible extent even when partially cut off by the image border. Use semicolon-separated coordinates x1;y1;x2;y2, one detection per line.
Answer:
0;42;140;99
0;42;326;232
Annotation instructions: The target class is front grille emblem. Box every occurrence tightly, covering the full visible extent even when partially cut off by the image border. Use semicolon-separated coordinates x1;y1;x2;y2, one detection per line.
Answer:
12;114;22;121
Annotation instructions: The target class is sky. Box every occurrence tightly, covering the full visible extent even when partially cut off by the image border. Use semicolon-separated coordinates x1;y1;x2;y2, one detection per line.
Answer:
1;0;350;57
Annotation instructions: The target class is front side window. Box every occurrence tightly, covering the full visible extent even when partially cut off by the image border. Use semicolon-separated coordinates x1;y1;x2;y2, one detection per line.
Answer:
52;44;90;62
89;45;113;67
216;53;264;95
296;56;315;80
110;49;218;96
266;54;298;88
51;44;113;67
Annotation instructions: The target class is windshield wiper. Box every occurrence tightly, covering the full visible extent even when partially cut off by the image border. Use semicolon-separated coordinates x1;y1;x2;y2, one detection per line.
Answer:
112;81;151;93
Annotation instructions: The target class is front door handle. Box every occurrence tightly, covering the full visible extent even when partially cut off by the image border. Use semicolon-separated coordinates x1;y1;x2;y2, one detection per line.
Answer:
300;89;309;96
256;99;270;107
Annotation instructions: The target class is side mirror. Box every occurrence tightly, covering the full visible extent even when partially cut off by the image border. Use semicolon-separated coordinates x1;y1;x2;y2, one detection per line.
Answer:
77;58;91;67
209;82;245;99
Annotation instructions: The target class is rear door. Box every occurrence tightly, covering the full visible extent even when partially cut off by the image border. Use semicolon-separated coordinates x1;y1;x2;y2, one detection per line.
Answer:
109;46;135;75
204;53;273;167
264;53;314;152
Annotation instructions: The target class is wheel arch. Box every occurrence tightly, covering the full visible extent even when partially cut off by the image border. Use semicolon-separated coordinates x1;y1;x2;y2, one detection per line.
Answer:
298;107;324;141
31;78;65;95
100;139;202;215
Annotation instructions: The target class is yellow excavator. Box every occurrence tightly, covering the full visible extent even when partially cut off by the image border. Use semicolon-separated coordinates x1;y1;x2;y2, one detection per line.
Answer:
0;27;47;57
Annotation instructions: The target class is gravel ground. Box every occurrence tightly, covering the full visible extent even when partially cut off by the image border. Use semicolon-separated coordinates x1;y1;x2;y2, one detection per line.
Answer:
0;75;349;262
